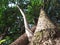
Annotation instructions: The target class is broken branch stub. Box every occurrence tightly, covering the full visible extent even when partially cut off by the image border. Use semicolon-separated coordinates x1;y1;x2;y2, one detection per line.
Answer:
35;9;56;33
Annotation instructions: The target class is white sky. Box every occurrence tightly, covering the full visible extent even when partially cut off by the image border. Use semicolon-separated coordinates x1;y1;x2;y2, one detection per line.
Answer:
8;3;16;7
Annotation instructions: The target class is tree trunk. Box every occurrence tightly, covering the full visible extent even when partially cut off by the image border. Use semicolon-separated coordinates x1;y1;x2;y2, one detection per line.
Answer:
29;8;57;45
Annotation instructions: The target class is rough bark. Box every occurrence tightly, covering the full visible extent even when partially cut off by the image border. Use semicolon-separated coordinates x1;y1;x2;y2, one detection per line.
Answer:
30;9;57;45
10;26;36;45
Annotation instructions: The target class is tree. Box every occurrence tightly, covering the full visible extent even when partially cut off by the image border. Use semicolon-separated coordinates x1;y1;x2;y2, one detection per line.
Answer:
0;0;60;45
10;0;60;45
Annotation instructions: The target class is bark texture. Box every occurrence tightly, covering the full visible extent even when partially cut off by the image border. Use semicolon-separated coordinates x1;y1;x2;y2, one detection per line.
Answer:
30;9;57;45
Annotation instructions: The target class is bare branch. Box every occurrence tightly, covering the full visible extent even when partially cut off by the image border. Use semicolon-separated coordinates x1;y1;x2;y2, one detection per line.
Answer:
16;4;33;41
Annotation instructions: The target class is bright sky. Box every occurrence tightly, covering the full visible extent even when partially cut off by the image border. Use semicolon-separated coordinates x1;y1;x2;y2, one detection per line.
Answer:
8;3;16;7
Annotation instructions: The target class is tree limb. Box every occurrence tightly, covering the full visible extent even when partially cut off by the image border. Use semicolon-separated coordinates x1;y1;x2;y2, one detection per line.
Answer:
16;4;33;41
10;26;36;45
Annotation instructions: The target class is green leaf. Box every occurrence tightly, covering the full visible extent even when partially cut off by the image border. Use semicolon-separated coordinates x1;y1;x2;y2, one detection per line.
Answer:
0;39;6;44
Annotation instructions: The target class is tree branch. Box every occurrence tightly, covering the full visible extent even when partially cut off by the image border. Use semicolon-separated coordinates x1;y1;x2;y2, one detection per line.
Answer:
16;4;34;41
10;26;36;45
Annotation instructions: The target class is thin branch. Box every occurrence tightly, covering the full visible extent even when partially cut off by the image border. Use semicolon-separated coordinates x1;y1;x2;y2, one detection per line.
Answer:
16;4;33;41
